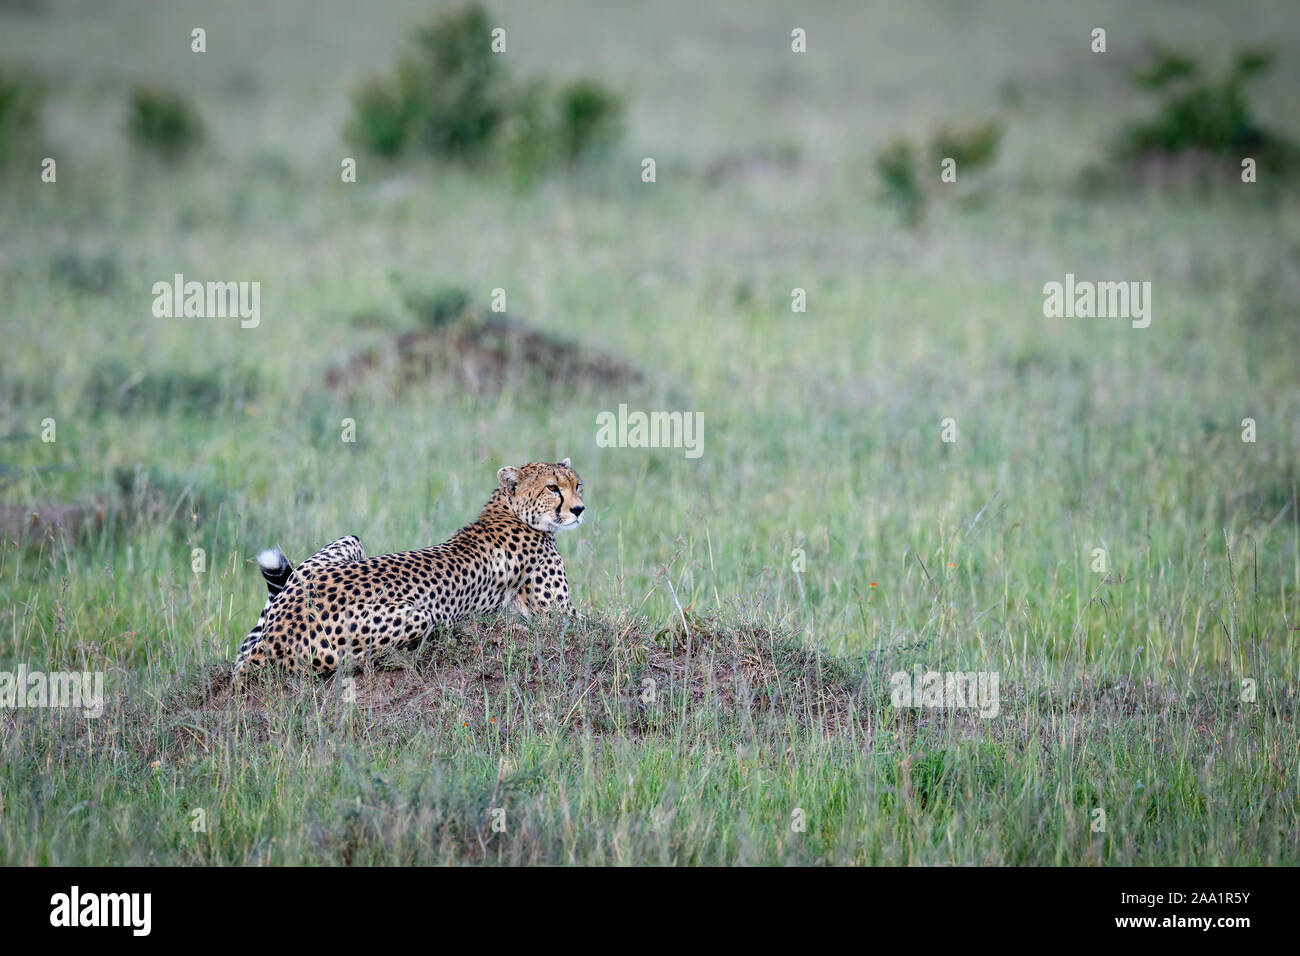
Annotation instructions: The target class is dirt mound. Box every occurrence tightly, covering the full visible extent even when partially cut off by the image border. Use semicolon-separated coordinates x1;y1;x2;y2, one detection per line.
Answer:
150;616;868;761
0;503;104;543
1;467;239;551
325;313;643;396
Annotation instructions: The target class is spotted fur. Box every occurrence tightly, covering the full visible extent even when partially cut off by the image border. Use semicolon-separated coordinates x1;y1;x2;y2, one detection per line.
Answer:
234;536;367;669
232;459;585;678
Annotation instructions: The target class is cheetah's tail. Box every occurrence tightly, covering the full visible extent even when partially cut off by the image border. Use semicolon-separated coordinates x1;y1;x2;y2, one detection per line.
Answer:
257;547;294;597
234;548;289;676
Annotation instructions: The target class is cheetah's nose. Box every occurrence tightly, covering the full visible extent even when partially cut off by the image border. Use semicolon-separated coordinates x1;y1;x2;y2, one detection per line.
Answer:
571;506;585;517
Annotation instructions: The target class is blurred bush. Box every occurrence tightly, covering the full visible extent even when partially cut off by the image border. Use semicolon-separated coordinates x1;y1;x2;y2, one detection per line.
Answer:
1116;44;1298;171
501;77;623;183
556;78;623;165
127;86;205;161
874;138;923;226
876;119;1003;226
405;284;473;329
499;77;561;182
347;76;412;158
397;2;508;159
0;64;44;165
346;3;623;180
928;120;1002;173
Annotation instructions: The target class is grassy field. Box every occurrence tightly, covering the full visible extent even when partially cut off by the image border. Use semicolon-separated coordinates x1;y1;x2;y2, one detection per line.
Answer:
1;0;1298;865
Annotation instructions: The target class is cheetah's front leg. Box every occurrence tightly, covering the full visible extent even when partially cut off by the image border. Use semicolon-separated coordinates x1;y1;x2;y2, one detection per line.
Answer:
516;555;580;617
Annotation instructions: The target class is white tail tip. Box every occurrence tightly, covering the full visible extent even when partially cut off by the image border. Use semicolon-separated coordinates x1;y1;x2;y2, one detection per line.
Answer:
257;547;287;571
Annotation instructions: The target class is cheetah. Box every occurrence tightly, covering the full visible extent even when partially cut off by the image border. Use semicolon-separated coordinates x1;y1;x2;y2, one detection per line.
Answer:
232;458;585;678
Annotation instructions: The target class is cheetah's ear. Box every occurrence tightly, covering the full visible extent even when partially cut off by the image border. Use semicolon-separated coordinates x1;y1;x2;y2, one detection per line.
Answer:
497;465;520;491
560;457;571;468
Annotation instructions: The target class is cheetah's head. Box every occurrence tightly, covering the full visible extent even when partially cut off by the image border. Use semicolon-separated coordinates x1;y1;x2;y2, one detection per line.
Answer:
497;458;586;534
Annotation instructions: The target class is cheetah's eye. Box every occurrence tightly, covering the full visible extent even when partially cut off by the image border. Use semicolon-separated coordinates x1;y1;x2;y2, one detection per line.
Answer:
548;484;560;494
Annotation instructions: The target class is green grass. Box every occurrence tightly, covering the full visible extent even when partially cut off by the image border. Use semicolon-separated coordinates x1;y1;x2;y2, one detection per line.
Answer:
1;0;1298;865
